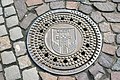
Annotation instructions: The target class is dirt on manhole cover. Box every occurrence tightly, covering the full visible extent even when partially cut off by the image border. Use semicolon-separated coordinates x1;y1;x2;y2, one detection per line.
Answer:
27;9;102;75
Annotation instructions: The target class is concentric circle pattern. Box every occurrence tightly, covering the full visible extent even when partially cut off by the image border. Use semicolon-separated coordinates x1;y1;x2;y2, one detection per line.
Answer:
27;9;102;75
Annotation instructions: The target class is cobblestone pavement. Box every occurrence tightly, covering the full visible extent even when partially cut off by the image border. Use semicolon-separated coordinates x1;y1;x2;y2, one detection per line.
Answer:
0;0;120;80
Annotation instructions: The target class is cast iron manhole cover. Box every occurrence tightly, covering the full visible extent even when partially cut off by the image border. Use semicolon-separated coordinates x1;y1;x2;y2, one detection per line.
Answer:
27;9;102;75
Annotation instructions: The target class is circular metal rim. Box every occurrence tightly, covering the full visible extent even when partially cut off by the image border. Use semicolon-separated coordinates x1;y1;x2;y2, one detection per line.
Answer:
26;9;102;75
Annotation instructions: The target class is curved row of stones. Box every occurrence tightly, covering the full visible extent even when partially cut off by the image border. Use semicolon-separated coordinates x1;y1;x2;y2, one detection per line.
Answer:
0;0;120;80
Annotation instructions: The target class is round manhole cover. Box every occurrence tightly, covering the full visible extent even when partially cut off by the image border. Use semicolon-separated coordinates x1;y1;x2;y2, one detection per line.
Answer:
27;9;102;75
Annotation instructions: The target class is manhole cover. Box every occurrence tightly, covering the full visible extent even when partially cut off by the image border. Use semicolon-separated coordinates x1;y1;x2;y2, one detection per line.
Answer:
27;9;102;75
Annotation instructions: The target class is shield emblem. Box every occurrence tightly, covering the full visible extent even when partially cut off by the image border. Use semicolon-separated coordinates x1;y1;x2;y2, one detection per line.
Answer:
51;28;76;54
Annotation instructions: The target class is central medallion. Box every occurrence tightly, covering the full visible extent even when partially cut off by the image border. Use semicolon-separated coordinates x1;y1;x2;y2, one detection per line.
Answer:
45;23;83;56
27;9;102;75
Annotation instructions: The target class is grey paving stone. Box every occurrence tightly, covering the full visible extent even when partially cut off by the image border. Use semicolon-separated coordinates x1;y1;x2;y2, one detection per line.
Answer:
4;5;16;17
1;0;13;7
26;0;43;6
0;73;4;80
111;23;120;33
94;2;116;12
13;41;26;56
117;34;120;44
20;13;37;29
6;15;19;28
112;0;120;2
102;44;117;55
112;58;120;71
99;22;111;33
44;0;57;2
91;11;104;23
0;36;11;51
98;53;115;68
90;0;106;1
103;78;110;80
0;7;3;15
1;51;16;64
58;76;75;80
18;55;31;69
39;72;57;80
14;0;27;20
0;25;7;36
35;3;50;15
22;68;39;80
50;1;65;9
111;72;120;80
102;13;120;22
4;65;21;80
75;72;89;80
94;72;104;80
117;47;120;57
0;64;2;72
66;1;80;10
79;4;93;14
104;32;115;43
118;4;120;12
89;63;105;76
9;27;23;41
0;16;4;24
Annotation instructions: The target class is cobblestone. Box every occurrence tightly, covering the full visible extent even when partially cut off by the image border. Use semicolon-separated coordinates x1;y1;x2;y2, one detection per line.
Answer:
102;44;117;55
26;0;43;6
0;7;3;15
13;41;26;56
1;0;13;7
112;0;120;2
4;5;16;17
4;65;21;80
18;55;31;69
1;51;16;64
66;1;79;10
79;4;93;14
0;73;4;80
89;63;105;76
116;34;120;44
0;64;2;72
20;13;37;29
111;23;120;33
118;4;120;11
9;27;23;41
90;0;106;1
91;11;104;23
6;15;19;28
104;32;115;43
75;72;89;80
35;3;50;15
44;0;56;2
116;47;120;57
112;58;120;71
98;53;115;68
0;25;7;37
14;0;27;20
0;16;4;24
103;13;120;22
39;72;57;80
94;72;104;80
58;76;75;80
22;68;39;80
99;22;111;33
94;2;116;12
50;1;65;9
0;36;11;51
111;72;120;80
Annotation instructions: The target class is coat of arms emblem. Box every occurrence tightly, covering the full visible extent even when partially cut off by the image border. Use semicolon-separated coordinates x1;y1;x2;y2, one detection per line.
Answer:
51;28;76;54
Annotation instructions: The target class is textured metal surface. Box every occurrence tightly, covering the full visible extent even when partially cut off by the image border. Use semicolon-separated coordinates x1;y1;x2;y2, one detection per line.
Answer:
27;9;102;75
